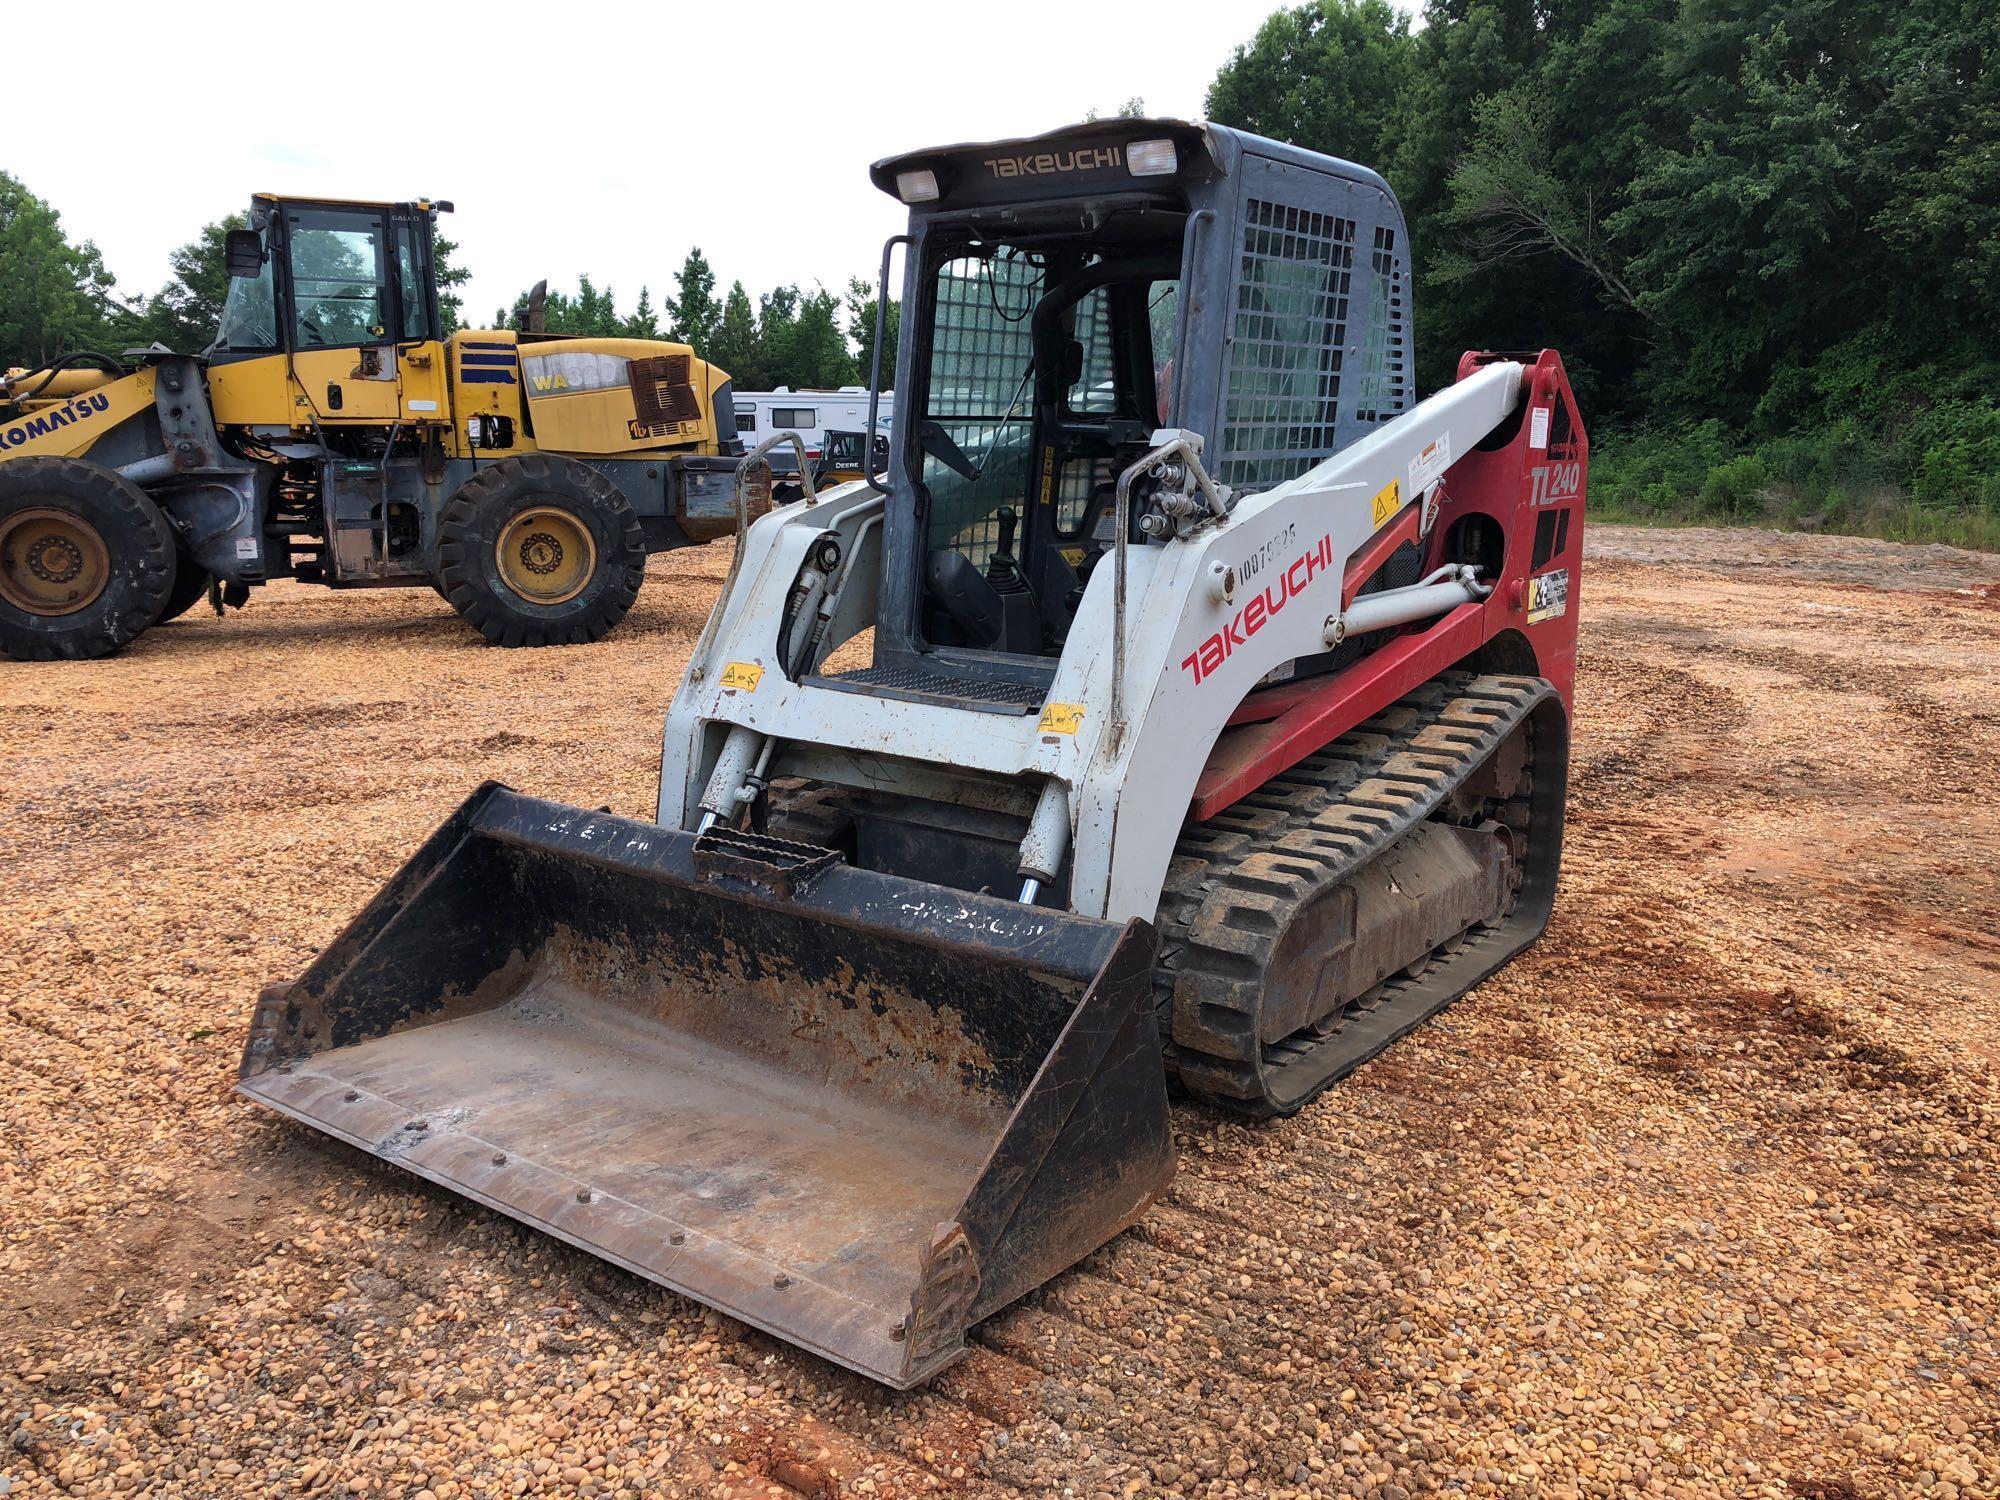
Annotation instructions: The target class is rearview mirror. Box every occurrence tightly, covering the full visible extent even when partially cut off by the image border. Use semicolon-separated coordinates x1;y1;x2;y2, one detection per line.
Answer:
225;229;264;278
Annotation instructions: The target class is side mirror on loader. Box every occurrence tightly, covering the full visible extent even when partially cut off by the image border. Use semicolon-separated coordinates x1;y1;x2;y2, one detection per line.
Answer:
224;229;264;278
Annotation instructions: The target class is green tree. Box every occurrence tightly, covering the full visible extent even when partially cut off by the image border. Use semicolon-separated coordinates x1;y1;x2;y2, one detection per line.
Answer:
433;234;471;333
501;277;634;337
623;285;660;339
846;275;899;386
1206;1;1416;170
756;284;801;385
131;215;245;353
711;280;765;387
0;172;120;371
1084;96;1151;122
1207;0;2000;534
666;248;723;351
785;286;858;388
574;275;621;337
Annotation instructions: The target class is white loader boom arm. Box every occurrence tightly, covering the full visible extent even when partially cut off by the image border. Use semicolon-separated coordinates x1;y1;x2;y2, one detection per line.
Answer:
659;359;1526;924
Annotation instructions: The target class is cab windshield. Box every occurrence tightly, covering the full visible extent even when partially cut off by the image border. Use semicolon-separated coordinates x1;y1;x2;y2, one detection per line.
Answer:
918;241;1178;570
909;226;1181;656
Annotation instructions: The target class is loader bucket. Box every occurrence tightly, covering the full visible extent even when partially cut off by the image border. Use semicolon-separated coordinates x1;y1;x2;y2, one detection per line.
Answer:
236;784;1172;1388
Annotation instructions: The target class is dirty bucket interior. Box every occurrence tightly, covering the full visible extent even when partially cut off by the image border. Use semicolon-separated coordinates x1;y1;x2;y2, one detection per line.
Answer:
239;787;1171;1387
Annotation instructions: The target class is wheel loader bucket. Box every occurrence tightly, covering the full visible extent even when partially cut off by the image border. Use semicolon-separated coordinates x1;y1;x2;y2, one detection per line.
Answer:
236;784;1172;1388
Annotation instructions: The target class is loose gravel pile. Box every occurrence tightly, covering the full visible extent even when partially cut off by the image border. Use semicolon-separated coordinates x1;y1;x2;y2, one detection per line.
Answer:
3;527;1996;1498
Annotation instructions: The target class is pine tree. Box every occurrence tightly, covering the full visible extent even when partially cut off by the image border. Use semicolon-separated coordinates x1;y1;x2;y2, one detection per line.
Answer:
711;280;764;387
787;286;858;389
574;276;620;338
666;249;722;352
624;286;660;339
757;285;801;386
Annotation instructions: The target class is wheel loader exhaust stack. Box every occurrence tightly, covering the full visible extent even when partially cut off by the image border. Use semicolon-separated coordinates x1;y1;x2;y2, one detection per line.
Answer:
241;118;1587;1386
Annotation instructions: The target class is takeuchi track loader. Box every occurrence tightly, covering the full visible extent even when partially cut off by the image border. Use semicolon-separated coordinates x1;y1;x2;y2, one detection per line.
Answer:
0;196;753;660
237;120;1586;1388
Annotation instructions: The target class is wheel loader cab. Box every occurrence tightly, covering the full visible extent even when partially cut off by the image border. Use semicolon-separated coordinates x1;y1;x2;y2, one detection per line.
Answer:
217;199;441;354
210;196;448;428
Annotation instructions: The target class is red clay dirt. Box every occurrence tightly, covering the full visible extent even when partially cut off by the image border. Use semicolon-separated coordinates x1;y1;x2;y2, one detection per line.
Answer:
2;525;1997;1497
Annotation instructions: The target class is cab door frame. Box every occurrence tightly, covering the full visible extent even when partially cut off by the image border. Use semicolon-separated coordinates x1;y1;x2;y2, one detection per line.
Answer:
271;200;435;425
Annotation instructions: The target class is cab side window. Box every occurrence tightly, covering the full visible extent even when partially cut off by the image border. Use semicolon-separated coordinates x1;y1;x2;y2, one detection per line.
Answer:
395;223;435;343
289;211;390;348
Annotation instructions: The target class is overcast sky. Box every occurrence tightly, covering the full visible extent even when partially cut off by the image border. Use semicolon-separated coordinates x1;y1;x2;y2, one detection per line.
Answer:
9;0;1307;329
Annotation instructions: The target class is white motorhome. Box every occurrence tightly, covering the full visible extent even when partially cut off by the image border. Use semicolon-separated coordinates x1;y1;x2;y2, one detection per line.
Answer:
729;387;894;461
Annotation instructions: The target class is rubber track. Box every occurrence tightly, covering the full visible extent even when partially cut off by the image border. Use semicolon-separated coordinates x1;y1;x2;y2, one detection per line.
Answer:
1156;672;1565;1117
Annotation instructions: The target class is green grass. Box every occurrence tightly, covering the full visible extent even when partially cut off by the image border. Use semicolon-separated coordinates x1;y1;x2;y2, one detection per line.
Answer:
1587;496;2000;552
1588;420;2000;552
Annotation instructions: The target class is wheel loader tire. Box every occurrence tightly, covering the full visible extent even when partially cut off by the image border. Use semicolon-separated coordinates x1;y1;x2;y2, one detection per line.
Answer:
437;456;645;647
0;456;177;661
157;549;214;624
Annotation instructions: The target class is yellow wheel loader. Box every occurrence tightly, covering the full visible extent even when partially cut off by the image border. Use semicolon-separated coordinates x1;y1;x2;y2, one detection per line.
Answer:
0;196;757;660
237;122;1587;1388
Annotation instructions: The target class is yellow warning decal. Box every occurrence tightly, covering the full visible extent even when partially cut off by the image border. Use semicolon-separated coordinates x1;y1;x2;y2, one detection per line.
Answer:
719;661;764;692
1037;702;1085;735
1526;568;1571;625
1370;478;1402;529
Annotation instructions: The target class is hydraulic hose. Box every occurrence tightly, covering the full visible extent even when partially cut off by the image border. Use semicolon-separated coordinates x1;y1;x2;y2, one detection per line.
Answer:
3;351;128;405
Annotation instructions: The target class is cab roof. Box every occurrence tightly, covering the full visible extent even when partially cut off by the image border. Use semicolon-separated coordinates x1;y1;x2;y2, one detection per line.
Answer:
868;117;1392;211
251;193;451;213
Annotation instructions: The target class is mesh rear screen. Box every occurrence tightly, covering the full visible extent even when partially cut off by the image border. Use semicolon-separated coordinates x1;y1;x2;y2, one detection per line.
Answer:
1218;200;1358;491
1354;225;1410;424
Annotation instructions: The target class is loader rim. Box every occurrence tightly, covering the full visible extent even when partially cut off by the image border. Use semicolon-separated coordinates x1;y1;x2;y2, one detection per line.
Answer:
435;455;644;648
0;506;112;616
0;457;176;661
495;506;597;606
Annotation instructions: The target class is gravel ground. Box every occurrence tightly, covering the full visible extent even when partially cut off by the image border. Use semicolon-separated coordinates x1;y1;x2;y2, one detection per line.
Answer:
3;525;1996;1499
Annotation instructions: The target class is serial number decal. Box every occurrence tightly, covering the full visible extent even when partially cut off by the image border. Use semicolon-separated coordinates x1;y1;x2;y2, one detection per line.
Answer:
1182;533;1336;684
719;661;765;692
1234;522;1298;590
1037;702;1084;735
1527;568;1570;624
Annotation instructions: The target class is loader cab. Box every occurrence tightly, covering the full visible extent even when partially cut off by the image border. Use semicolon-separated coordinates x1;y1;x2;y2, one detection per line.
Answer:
859;120;1413;700
214;196;445;362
